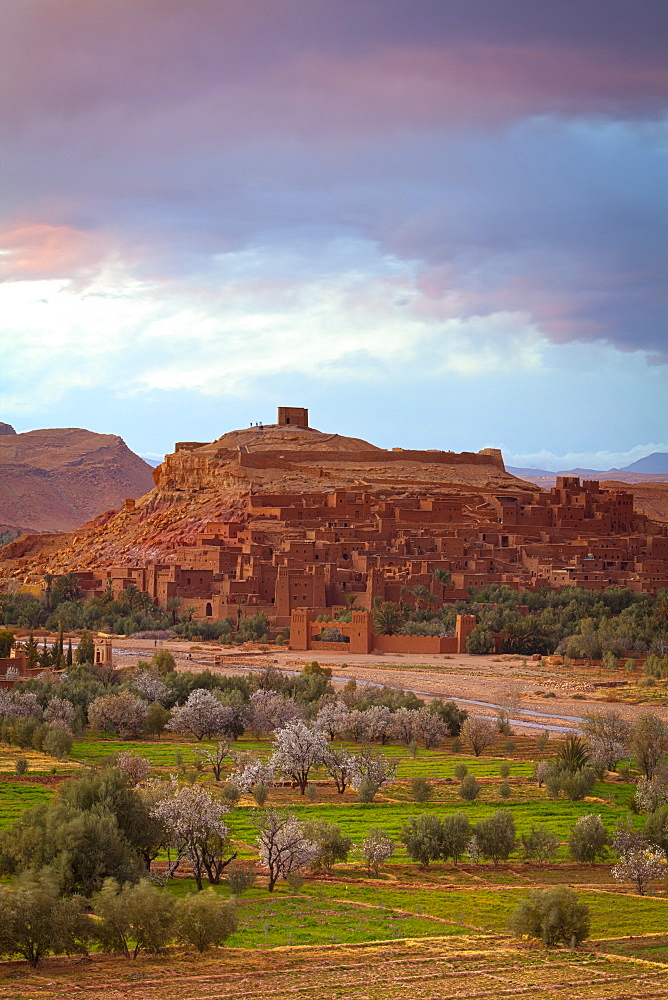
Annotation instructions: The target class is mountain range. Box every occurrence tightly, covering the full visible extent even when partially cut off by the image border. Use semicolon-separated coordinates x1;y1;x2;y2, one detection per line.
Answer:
0;424;155;535
507;452;667;481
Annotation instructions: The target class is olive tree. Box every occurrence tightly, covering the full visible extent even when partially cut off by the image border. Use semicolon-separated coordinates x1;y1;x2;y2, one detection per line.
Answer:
509;888;590;947
401;814;444;867
92;878;174;958
632;712;668;779
301;818;352;872
174;890;237;951
0;868;90;967
441;812;472;866
568;814;608;865
474;809;516;865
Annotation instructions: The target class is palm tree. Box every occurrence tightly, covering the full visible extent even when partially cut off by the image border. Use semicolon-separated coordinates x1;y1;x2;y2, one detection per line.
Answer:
555;735;591;773
166;596;181;625
373;602;404;635
432;567;451;588
412;584;431;612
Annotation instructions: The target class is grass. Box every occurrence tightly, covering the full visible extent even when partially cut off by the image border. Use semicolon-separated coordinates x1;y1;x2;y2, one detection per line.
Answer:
0;781;54;828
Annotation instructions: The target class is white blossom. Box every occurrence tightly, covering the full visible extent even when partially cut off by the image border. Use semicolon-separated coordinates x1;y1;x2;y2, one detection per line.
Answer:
612;850;665;895
315;700;350;740
231;752;275;792
357;829;395;875
250;689;301;734
166;688;229;740
116;752;151;785
270;720;329;794
350;749;398;791
131;670;168;704
44;697;76;731
256;808;318;891
146;779;232;889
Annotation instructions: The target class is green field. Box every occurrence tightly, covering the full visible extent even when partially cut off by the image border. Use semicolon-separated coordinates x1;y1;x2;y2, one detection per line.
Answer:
1;725;666;967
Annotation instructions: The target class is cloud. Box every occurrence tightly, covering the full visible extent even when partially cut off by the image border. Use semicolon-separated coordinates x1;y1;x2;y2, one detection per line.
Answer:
0;0;665;442
0;239;549;413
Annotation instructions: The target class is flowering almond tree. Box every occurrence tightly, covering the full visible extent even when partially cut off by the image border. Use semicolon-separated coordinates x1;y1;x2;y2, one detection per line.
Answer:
166;689;228;740
271;720;329;794
147;780;234;889
323;746;358;795
249;690;301;734
256;808;318;892
613;849;665;895
350;749;398;793
231;753;275;792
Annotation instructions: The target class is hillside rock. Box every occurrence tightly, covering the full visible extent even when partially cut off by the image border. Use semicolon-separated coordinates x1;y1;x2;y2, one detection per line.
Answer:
0;427;155;534
0;418;527;579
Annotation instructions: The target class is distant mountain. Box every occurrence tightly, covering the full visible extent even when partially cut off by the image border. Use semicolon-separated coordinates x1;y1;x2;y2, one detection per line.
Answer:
621;453;668;473
507;465;555;477
508;452;668;482
0;427;156;534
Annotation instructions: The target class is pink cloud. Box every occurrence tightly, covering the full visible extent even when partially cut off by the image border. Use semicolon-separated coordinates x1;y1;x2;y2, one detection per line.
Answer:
0;224;111;280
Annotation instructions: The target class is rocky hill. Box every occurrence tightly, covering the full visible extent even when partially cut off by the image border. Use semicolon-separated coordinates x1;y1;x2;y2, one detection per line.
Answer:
0;426;156;535
0;415;529;580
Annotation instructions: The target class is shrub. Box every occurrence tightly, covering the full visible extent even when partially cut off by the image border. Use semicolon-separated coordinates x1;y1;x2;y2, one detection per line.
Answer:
459;775;481;801
499;780;511;799
222;783;241;805
252;783;269;807
14;757;28;776
92;878;174;959
302;819;352;872
358;777;379;803
474;809;516;865
42;725;73;760
440;812;472;866
508;888;590;947
499;763;510;779
411;777;433;803
568;814;608;865
0;867;91;967
520;826;559;864
465;625;494;654
454;763;468;780
401;814;444;867
224;861;256;895
174;891;237;952
305;782;317;802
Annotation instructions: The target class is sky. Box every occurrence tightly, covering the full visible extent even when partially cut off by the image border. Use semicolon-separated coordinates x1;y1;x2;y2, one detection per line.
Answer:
1;0;666;471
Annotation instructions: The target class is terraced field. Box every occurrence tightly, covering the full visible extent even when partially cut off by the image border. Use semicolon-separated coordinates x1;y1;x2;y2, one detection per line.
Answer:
1;938;666;1000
